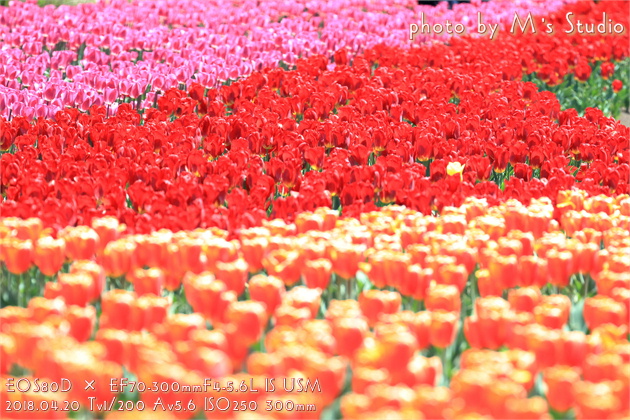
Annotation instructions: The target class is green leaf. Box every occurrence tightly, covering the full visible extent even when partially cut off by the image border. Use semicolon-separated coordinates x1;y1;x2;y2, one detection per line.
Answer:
355;270;373;293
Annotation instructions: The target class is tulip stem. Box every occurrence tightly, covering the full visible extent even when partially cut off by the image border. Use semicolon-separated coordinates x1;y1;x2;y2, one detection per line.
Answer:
334;274;343;300
581;273;589;300
347;276;355;300
437;347;451;386
18;272;26;307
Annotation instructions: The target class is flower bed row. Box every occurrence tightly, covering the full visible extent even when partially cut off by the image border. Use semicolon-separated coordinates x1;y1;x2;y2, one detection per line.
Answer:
0;0;583;119
1;193;629;419
2;1;628;233
2;64;628;232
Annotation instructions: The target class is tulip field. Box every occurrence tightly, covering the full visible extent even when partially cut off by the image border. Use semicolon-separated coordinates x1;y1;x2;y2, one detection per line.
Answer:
1;0;629;418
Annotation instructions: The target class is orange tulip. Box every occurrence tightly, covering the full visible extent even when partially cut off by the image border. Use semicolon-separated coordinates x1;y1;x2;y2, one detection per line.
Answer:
534;295;571;330
364;383;416;412
407;244;431;266
584;295;628;329
183;273;236;325
522;324;563;368
464;297;511;349
5;217;43;242
176;236;205;274
414;385;453;420
450;369;495;414
341;393;371;419
610;287;630;320
129;294;170;331
154;313;206;344
33;236;65;276
7;322;59;368
99;289;136;330
329;243;365;279
557;330;593;367
352;367;390;394
284;286;322;318
65;305;96;342
376;326;418;374
225;300;268;346
27;296;65;323
69;260;106;301
508;287;542;312
0;333;15;374
100;238;137;278
274;304;313;327
504;396;549;420
403;354;442;388
128;267;164;297
60;226;99;261
544;365;581;412
358;290;402;326
173;341;231;379
546;249;574;288
488;254;518;290
297;320;336;356
573;381;623;420
43;281;63;300
137;364;203;419
248;274;285;315
496;237;524;258
2;238;33;274
262;249;302;286
518;255;548;288
0;306;30;333
582;353;623;383
302;258;333;290
326;299;364;322
476;268;503;297
595;271;630;296
331;316;368;358
436;264;468;293
426;284;461;313
399;265;431;300
247;351;285;377
138;231;172;269
240;237;268;273
506;230;535;256
295;212;326;233
92;216;125;254
430;311;459;349
571;242;599;274
95;328;129;365
190;329;228;355
202;236;239;269
57;272;94;307
591;324;628;351
485;379;528;419
222;323;255;371
215;258;248;296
